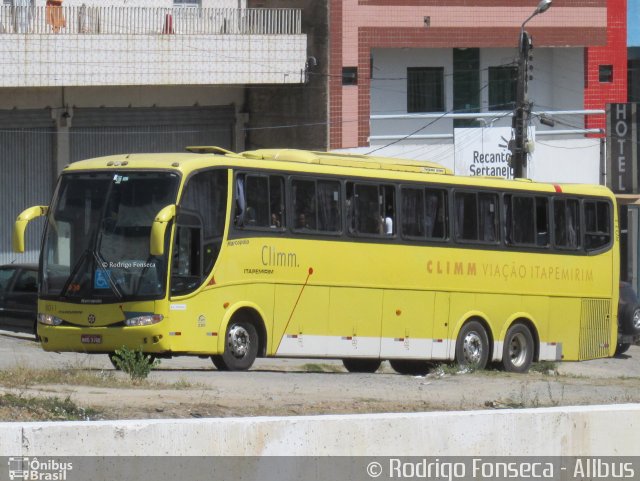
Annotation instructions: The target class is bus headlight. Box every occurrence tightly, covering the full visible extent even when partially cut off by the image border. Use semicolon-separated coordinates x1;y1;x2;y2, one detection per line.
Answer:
38;313;64;326
124;314;163;327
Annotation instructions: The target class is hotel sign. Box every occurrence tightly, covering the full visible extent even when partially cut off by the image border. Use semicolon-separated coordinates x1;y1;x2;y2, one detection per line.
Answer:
607;103;638;193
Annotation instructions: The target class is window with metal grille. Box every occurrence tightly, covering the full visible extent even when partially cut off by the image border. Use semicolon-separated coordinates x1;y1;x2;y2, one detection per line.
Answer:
407;67;444;113
488;66;517;111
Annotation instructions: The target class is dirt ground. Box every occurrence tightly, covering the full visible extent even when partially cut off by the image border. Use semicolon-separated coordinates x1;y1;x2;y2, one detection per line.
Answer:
1;330;639;421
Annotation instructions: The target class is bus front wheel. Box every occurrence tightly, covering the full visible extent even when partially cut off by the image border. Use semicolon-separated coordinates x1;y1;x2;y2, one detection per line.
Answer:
455;321;490;370
212;320;258;371
501;323;534;373
342;358;381;373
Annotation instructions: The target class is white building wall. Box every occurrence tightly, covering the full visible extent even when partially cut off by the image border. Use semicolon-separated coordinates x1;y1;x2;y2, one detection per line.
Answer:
371;48;453;137
29;0;246;8
360;46;599;184
0;34;306;87
371;47;584;135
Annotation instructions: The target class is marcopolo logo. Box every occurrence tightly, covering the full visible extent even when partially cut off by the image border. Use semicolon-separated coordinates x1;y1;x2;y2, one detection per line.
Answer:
7;457;73;480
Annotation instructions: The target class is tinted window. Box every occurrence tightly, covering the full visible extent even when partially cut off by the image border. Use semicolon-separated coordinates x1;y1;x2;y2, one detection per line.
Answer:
172;169;228;295
347;183;395;236
505;195;549;247
292;179;341;233
0;268;16;293
455;191;498;243
401;187;447;240
235;174;285;230
584;200;611;251
14;270;37;293
553;198;580;249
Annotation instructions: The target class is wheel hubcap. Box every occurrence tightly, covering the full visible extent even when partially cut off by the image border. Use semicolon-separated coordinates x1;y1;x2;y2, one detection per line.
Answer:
508;332;528;367
462;331;483;365
228;325;250;359
633;309;640;330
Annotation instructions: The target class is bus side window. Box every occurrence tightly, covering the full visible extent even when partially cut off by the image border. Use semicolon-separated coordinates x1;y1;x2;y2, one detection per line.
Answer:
584;200;611;251
347;182;394;237
401;187;425;238
356;184;378;234
553;198;580;249
455;192;478;241
317;180;341;232
535;197;549;246
293;179;317;230
425;188;446;239
455;191;498;243
245;175;270;227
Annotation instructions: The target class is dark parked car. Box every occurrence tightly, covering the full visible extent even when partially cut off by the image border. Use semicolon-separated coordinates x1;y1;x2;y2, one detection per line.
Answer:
617;281;640;355
0;263;38;336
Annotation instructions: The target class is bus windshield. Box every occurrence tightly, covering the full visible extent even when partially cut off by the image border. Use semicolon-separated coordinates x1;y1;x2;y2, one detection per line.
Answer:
41;171;180;302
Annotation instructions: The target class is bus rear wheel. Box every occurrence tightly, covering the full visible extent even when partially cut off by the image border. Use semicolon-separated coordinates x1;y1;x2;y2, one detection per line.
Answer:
615;342;631;356
389;360;431;376
342;358;381;373
455;320;490;370
501;323;534;373
212;320;258;371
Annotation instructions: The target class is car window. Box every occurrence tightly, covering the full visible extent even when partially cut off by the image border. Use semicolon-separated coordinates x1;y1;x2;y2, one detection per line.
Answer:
13;270;37;293
0;268;17;293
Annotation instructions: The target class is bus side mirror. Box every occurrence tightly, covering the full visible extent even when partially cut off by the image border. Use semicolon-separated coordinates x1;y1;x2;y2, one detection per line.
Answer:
13;206;48;253
150;204;176;257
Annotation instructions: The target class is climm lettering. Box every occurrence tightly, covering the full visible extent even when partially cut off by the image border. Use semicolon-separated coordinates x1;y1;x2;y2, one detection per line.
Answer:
427;260;477;276
261;245;299;267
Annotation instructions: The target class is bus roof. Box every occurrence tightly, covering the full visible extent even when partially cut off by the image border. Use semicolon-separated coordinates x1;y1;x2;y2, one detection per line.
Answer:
62;147;614;198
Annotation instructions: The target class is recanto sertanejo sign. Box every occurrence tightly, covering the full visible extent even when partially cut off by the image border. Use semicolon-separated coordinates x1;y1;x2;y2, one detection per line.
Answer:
454;127;535;180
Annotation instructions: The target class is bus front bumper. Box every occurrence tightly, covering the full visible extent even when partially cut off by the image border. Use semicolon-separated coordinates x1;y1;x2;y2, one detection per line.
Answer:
37;324;172;354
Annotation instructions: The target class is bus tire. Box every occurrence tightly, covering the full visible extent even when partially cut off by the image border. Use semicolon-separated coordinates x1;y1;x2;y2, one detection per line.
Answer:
615;342;631;357
211;355;227;371
389;360;431;376
342;358;381;373
455;320;490;370
501;323;534;373
215;320;258;371
620;303;640;336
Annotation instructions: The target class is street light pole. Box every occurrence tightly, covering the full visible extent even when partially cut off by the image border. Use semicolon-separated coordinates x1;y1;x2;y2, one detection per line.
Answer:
510;0;552;179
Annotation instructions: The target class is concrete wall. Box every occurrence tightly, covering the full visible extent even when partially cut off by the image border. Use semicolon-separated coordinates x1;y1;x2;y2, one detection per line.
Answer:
0;85;244;110
245;0;328;150
1;404;639;456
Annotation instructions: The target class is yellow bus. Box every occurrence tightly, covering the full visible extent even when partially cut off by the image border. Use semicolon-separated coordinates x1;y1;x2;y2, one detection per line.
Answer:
14;147;625;374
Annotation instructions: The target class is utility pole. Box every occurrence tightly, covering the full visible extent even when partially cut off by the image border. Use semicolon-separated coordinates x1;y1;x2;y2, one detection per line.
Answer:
511;31;532;179
509;0;552;178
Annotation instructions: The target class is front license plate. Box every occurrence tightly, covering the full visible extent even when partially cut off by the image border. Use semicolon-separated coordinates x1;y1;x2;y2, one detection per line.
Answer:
81;334;102;344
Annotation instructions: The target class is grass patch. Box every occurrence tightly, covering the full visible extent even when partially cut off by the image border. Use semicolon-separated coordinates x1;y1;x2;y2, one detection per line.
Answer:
0;365;133;390
0;393;100;421
529;361;558;375
0;364;199;390
431;363;477;376
301;363;342;373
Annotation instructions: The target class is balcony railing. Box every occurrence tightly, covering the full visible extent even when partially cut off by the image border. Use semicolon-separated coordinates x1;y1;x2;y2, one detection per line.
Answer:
0;6;301;35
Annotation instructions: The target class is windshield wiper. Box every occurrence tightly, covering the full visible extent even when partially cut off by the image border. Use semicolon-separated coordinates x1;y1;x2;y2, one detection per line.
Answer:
59;248;123;300
60;248;91;298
